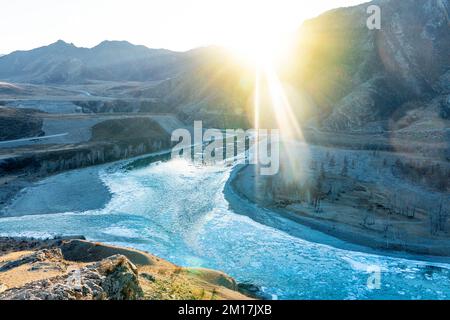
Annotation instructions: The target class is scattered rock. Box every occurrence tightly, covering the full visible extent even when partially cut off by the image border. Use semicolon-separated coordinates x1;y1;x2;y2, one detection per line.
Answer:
141;273;156;282
0;236;86;255
0;248;64;272
237;282;269;300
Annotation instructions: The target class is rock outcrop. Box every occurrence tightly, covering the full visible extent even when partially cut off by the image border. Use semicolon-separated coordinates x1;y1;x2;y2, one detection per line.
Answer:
0;254;143;300
0;248;64;272
0;238;252;300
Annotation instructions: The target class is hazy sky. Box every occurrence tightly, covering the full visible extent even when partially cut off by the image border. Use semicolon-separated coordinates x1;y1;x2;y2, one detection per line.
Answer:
1;0;368;54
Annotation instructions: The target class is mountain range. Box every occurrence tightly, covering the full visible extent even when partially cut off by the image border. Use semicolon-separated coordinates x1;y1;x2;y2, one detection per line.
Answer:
0;40;192;83
0;0;448;132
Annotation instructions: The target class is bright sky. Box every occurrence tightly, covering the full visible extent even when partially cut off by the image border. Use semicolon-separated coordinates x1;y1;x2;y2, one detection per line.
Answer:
0;0;367;54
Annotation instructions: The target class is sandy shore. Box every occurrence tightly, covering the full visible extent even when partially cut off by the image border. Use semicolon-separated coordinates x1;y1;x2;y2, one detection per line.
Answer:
0;166;112;217
0;175;30;211
225;164;450;263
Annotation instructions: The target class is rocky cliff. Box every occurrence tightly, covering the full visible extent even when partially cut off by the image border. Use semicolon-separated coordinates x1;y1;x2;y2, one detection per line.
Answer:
0;117;172;176
0;137;170;176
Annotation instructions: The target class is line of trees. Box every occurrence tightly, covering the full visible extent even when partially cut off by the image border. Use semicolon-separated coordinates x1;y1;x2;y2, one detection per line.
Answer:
429;198;449;235
393;159;450;191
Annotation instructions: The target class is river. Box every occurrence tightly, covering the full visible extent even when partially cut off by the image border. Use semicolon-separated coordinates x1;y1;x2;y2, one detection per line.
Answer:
1;156;449;299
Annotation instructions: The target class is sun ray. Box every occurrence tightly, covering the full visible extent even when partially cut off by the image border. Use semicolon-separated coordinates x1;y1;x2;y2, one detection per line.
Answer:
261;62;310;185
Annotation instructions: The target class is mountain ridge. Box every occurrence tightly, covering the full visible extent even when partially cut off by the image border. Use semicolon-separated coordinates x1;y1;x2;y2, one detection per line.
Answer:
0;40;188;84
0;0;448;132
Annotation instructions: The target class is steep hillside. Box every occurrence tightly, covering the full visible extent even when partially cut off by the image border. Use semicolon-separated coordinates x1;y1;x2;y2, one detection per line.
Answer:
140;47;256;128
288;0;450;131
139;0;450;130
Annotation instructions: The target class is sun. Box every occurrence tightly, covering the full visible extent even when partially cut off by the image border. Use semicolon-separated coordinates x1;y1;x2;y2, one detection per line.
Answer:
226;30;290;70
208;1;366;69
230;39;276;68
206;1;359;70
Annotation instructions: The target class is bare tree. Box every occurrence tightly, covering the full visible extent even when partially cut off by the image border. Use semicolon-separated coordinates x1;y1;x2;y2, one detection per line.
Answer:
362;214;375;229
437;198;448;233
320;162;326;179
341;156;349;176
429;199;448;235
329;155;336;168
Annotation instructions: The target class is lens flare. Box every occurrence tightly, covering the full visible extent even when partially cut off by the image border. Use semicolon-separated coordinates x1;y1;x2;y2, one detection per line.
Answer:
250;52;309;186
